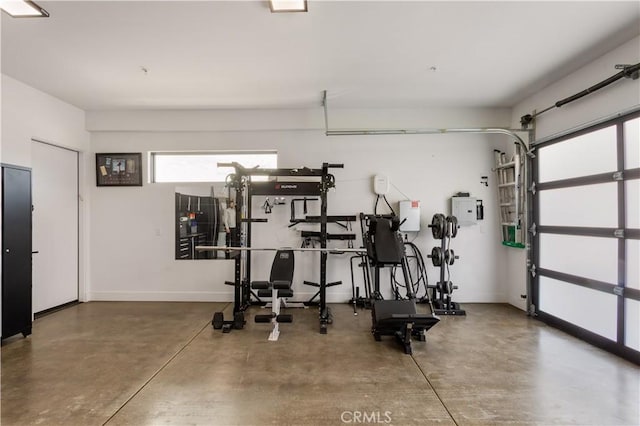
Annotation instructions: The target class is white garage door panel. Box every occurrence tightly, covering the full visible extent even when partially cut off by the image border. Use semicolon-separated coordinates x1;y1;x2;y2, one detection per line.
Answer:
627;240;640;291
32;141;78;313
539;234;618;284
539;276;617;341
539;183;618;227
538;126;617;183
624;117;639;170
626;179;640;229
625;298;640;351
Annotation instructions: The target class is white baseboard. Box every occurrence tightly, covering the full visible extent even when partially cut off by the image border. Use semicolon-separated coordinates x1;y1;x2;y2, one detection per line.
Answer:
453;291;508;304
87;291;234;302
87;290;357;303
86;290;508;304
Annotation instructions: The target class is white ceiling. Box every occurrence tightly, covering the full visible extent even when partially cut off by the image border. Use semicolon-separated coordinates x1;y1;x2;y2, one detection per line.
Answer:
2;1;639;111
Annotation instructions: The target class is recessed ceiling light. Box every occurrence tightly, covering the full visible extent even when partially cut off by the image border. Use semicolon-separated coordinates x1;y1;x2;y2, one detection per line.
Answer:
0;0;49;17
269;0;307;13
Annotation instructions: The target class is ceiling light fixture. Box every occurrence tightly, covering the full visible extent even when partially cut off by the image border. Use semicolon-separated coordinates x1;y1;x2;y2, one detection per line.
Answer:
0;0;49;17
269;0;307;13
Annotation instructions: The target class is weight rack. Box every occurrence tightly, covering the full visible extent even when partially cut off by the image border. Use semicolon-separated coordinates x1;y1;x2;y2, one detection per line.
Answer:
428;213;466;315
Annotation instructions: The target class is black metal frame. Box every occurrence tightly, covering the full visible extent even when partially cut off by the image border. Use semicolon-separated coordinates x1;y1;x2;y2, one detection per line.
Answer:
95;152;142;187
221;162;344;334
531;110;640;364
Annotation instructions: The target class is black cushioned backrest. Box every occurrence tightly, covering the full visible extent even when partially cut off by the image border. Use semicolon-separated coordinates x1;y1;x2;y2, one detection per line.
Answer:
373;219;404;264
270;250;295;284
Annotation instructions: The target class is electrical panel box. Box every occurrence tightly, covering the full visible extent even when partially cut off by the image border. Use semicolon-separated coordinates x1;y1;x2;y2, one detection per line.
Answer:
399;200;420;232
373;174;390;195
451;196;477;226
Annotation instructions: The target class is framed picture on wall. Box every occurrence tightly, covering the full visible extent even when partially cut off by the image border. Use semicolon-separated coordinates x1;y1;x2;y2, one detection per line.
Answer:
96;153;143;187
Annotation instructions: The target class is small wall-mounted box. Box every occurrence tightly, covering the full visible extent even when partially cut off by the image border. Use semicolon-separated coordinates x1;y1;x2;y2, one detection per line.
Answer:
451;196;477;226
399;200;420;232
373;174;390;195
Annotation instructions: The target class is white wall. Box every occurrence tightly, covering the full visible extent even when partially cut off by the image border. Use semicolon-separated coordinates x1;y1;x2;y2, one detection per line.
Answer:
508;35;640;310
1;18;3;332
1;74;90;302
87;107;513;303
2;75;88;165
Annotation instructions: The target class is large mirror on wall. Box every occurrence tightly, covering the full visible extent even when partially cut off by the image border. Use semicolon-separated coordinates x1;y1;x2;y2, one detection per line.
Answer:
175;185;232;260
153;150;278;260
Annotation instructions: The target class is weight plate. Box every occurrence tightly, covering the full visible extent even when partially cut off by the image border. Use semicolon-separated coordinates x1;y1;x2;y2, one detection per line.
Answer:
212;312;224;329
444;249;456;265
445;281;454;295
234;312;245;329
446;215;458;238
431;214;446;239
430;247;443;267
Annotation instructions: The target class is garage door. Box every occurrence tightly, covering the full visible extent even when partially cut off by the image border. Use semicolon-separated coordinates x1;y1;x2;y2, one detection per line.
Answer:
532;111;639;363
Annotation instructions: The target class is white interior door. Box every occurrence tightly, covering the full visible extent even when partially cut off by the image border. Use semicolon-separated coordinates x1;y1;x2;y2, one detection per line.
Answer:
32;141;78;313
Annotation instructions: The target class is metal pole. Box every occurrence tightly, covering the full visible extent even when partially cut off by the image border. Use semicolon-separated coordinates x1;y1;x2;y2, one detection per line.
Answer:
321;91;531;153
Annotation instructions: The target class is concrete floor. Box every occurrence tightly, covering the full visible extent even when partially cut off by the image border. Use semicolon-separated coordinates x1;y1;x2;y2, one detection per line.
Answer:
1;302;638;426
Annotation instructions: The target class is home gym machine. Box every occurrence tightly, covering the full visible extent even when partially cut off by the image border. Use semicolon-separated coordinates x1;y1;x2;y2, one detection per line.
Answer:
202;162;349;334
427;214;465;315
360;213;440;354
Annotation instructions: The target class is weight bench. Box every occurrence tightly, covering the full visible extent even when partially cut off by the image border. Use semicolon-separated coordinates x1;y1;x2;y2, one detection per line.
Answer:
251;249;294;341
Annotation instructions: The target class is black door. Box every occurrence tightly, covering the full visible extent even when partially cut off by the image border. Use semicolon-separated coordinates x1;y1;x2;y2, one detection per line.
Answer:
2;165;33;339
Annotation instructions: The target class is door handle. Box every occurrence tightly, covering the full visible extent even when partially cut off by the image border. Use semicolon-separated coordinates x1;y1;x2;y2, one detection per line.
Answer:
32;251;40;254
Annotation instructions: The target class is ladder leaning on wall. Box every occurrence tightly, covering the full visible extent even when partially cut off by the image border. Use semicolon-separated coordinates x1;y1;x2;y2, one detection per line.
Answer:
493;146;525;248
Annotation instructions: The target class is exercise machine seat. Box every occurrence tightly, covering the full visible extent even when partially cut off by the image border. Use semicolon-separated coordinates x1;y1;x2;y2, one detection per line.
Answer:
372;299;440;355
270;250;295;285
252;249;294;296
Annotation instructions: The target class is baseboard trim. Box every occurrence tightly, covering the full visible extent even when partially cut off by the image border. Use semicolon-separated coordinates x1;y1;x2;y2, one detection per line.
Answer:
86;290;510;304
87;290;358;303
87;291;234;302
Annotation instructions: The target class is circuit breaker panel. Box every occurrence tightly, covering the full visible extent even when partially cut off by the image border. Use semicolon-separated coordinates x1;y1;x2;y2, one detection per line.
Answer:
451;196;477;226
